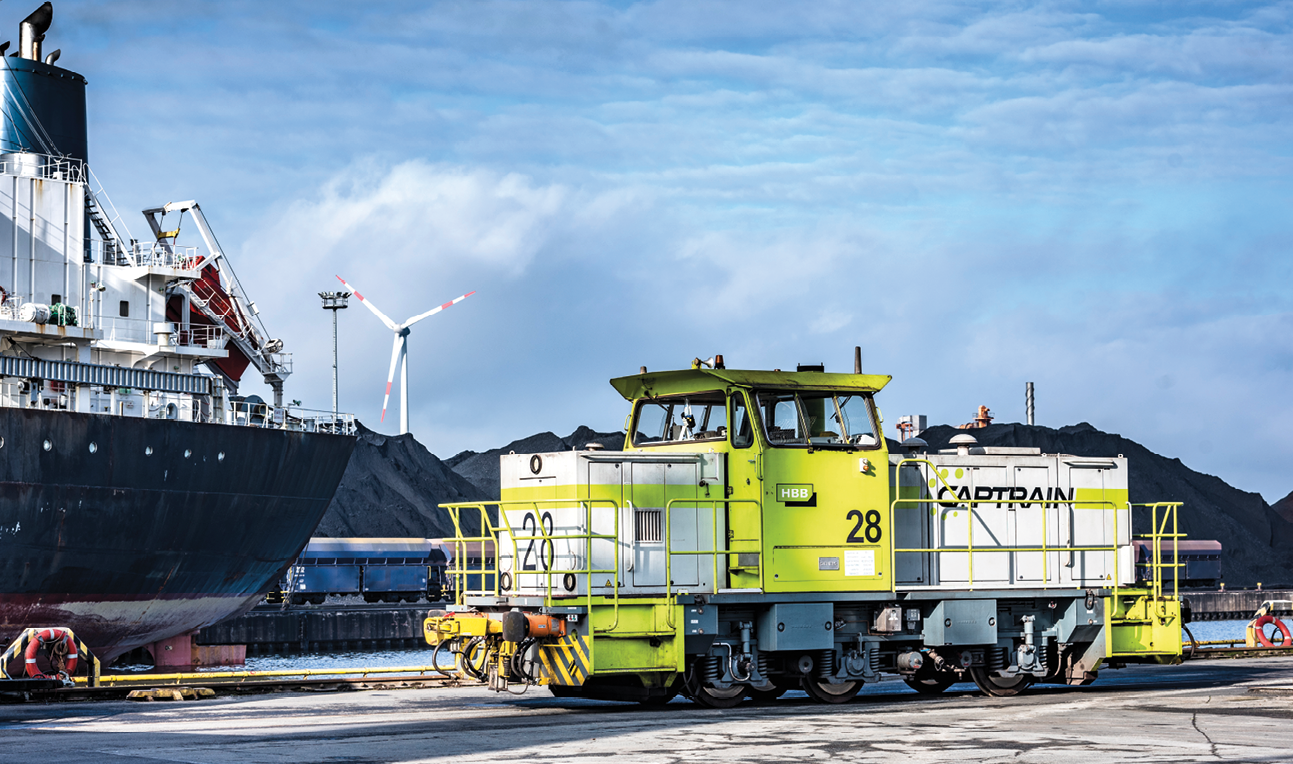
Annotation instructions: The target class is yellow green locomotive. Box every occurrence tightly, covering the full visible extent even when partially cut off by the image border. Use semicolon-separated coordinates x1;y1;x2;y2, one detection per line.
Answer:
425;361;1185;706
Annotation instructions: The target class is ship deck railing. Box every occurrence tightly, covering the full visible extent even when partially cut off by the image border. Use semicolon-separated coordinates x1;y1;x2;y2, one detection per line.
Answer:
86;239;202;270
0;153;85;184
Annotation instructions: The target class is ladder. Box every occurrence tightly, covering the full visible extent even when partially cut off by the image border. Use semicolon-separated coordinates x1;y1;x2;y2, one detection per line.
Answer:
84;168;132;265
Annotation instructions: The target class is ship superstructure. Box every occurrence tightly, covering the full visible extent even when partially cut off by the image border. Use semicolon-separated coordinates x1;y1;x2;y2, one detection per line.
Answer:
0;3;357;661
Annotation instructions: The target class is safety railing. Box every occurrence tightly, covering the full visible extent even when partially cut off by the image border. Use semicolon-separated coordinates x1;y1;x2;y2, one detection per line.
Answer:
175;323;228;350
889;458;1181;600
441;499;623;633
128;241;202;270
1133;502;1185;616
0;153;85;183
663;498;762;628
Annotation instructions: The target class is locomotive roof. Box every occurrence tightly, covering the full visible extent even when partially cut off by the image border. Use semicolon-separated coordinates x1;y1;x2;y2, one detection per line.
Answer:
609;368;892;401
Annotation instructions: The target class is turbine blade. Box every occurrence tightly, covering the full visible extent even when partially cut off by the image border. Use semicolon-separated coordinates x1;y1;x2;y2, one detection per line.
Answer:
336;275;399;331
381;333;401;423
402;290;476;328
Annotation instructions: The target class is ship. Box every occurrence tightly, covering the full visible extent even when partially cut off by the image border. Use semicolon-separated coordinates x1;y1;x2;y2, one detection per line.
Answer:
0;3;356;662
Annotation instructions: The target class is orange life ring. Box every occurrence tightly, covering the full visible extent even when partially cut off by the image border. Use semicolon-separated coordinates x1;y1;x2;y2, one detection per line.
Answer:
1253;615;1292;648
24;628;78;678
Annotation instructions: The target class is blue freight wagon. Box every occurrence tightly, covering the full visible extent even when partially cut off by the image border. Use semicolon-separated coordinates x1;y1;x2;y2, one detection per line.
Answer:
1133;539;1222;588
278;538;451;605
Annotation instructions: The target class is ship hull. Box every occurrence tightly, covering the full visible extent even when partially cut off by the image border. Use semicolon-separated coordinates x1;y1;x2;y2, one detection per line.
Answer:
0;407;355;663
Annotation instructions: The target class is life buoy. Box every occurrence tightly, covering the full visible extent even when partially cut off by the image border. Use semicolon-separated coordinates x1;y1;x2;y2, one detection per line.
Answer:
24;628;78;679
1253;615;1292;648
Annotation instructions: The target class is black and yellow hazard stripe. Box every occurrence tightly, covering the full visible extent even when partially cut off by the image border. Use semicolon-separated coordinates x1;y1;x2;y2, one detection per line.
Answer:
538;633;592;686
0;628;100;682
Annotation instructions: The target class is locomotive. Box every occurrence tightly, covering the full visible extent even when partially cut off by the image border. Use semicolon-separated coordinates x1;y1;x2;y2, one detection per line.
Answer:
425;360;1186;705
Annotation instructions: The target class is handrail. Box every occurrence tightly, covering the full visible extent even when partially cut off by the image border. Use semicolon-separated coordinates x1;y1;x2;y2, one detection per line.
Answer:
663;498;762;629
440;498;623;634
1133;502;1185;615
889;459;1181;599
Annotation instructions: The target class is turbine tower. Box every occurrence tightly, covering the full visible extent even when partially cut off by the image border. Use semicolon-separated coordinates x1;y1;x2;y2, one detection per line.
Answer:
336;275;475;435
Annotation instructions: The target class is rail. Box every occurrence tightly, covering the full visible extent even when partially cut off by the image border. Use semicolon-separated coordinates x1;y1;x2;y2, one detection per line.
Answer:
441;499;623;634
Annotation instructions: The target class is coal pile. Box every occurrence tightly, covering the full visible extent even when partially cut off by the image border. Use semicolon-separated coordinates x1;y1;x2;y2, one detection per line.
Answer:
1274;492;1293;524
314;423;485;539
446;426;624;498
916;422;1293;588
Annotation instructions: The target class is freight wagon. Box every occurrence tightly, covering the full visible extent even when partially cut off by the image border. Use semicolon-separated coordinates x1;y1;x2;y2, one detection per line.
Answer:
277;538;449;605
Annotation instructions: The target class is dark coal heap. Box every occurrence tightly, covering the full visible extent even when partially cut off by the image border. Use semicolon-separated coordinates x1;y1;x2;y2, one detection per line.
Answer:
314;423;485;539
446;426;625;498
917;422;1293;588
1274;491;1293;525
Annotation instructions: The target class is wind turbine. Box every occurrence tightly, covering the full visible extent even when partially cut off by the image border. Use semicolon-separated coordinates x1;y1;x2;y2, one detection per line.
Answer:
335;275;475;435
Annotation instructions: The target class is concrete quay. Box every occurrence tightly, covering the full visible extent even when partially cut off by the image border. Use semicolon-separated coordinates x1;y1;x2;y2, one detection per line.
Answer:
1185;589;1293;621
5;657;1293;763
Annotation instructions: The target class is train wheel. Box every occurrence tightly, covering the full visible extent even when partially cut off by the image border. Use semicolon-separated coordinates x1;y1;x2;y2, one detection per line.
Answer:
690;685;746;708
638;688;680;707
903;669;959;695
969;667;1033;697
801;678;862;704
747;684;788;703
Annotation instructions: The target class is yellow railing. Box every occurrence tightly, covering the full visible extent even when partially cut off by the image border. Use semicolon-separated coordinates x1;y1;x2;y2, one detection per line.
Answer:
1133;502;1185;615
889;458;1182;600
663;498;763;628
441;498;623;633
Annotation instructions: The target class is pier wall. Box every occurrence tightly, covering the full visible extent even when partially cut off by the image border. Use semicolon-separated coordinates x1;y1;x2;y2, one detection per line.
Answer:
197;604;434;653
1183;590;1293;621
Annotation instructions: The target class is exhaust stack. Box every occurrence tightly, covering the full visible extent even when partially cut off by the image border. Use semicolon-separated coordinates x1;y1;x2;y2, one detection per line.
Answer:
20;3;53;62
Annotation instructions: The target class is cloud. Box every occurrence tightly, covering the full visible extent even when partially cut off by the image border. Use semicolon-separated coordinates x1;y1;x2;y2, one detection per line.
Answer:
43;0;1293;501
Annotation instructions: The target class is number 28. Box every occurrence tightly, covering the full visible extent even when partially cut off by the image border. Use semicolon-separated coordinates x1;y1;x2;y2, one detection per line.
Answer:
846;509;882;544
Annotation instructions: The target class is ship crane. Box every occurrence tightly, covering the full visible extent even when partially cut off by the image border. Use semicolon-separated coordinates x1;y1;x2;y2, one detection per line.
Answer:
142;201;291;404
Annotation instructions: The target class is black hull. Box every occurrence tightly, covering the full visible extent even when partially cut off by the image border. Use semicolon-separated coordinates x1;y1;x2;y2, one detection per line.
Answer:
0;408;355;662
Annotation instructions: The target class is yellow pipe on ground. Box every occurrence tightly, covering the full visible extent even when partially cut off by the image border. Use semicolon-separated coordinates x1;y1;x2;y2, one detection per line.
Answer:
73;665;451;685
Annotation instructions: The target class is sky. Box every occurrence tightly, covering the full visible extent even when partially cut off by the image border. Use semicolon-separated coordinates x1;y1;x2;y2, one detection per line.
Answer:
27;1;1293;501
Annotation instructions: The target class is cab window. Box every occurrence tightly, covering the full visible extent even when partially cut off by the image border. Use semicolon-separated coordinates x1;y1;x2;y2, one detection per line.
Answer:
756;390;879;449
731;393;753;448
632;392;729;446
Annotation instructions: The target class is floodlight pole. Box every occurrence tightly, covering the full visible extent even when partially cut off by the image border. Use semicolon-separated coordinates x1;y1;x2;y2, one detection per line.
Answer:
319;291;350;425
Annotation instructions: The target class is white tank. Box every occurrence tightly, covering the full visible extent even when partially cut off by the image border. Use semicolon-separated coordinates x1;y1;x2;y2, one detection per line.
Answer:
18;302;50;323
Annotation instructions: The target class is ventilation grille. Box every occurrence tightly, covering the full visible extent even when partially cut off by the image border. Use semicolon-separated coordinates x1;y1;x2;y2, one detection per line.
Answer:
635;508;663;543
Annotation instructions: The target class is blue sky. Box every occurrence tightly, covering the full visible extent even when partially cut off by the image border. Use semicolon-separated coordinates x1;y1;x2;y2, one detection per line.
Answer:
34;1;1293;500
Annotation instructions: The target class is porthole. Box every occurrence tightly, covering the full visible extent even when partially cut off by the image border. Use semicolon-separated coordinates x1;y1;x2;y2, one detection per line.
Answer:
88;442;98;454
217;452;225;462
145;446;153;456
184;449;191;458
42;439;51;451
